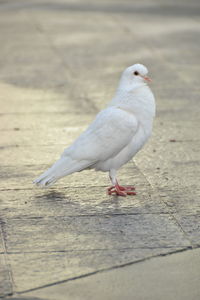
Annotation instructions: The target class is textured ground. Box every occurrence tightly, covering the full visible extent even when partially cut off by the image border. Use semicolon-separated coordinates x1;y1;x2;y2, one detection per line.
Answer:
0;0;200;299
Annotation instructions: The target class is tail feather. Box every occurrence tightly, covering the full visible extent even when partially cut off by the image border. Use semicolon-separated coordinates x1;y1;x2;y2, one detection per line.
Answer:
33;156;92;187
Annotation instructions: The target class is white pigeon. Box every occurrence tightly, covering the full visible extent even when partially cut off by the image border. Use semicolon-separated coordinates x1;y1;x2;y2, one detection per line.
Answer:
34;63;156;196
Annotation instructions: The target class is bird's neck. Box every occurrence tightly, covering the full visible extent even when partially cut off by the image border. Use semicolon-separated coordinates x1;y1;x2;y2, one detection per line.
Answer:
109;84;156;118
118;76;147;91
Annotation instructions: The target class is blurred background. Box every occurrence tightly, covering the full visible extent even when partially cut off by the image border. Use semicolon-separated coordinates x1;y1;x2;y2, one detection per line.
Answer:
0;0;199;111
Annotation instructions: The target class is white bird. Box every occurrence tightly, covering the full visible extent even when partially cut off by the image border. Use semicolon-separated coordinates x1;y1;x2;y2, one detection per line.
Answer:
34;63;156;196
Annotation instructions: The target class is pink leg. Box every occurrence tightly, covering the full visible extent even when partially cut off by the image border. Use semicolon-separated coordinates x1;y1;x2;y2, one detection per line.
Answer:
107;180;136;197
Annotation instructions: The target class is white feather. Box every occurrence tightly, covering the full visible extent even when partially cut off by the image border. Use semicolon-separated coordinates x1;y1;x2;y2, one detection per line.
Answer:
34;63;155;187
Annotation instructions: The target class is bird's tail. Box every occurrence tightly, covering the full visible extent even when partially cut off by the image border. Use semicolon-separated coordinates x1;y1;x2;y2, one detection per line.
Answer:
33;156;91;187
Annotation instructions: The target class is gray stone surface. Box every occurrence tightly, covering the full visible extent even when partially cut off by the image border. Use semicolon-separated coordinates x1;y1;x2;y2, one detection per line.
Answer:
0;224;13;297
3;298;45;300
24;248;200;300
0;0;200;298
0;254;12;298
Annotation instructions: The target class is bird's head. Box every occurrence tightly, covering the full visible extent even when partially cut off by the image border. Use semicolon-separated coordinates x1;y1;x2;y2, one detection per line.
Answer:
119;64;151;89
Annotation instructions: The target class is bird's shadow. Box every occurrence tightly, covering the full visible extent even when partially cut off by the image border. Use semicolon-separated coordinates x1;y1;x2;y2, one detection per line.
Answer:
33;186;124;215
34;189;69;203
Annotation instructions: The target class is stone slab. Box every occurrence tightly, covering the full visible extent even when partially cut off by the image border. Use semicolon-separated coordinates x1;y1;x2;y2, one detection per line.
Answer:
24;248;200;300
5;214;190;253
0;254;13;298
1;248;184;293
0;231;12;297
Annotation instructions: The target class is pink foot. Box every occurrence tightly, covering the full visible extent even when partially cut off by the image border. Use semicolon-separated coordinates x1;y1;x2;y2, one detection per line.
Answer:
118;185;135;191
107;184;136;196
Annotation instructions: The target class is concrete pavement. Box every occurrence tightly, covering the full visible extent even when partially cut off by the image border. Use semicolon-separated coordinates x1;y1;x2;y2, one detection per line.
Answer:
24;248;200;300
0;0;200;299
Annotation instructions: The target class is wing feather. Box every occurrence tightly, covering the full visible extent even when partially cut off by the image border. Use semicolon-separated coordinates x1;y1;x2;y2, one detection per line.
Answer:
63;107;139;163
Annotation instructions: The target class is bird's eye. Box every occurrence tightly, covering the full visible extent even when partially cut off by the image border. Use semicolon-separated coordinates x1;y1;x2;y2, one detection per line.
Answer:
134;71;139;76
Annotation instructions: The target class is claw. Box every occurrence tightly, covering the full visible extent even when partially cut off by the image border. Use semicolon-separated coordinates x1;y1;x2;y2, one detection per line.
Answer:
118;185;135;191
107;184;136;196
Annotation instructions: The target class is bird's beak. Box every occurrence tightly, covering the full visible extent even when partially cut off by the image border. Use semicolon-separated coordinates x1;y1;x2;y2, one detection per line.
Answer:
141;75;152;82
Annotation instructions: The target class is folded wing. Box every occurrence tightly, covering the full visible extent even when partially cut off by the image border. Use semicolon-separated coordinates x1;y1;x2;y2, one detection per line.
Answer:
34;107;138;186
64;107;139;162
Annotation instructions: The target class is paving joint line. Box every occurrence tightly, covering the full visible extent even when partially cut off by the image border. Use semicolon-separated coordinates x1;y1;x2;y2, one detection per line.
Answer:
16;246;194;295
0;246;189;255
